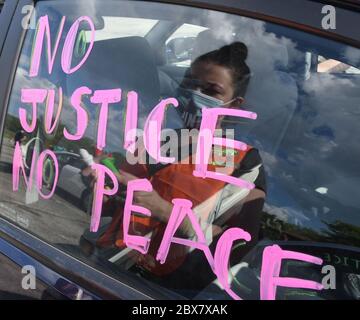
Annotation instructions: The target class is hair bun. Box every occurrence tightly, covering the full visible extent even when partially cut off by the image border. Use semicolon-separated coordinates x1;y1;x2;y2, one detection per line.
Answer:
192;41;250;97
229;41;248;61
218;42;248;62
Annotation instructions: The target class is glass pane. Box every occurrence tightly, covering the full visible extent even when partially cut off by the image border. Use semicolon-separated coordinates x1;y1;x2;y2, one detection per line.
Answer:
166;23;208;67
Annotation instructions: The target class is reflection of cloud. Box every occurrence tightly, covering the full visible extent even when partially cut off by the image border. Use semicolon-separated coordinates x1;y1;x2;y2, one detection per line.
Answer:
198;13;300;159
325;176;360;208
206;11;236;43
265;69;360;226
264;203;288;222
344;47;360;66
258;150;277;177
95;98;149;154
301;74;360;169
8;67;56;117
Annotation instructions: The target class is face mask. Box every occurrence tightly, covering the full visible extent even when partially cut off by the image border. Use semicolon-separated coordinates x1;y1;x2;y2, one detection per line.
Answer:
177;88;240;128
189;90;238;109
190;90;224;109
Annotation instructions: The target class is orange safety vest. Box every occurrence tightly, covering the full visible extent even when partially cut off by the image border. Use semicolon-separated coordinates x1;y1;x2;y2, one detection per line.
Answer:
97;144;253;276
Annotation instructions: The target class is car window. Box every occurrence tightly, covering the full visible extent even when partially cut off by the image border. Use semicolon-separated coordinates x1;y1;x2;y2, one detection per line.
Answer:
165;23;208;67
0;0;360;300
85;17;159;42
317;55;360;74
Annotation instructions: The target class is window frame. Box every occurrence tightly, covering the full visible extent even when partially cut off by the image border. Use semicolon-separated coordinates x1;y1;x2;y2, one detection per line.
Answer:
0;0;18;57
153;0;360;47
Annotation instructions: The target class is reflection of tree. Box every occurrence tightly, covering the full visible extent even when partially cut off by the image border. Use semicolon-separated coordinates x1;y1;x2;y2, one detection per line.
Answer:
261;211;360;249
39;119;95;154
261;211;324;242
3;114;26;140
322;220;360;247
260;212;284;239
284;223;325;242
262;212;324;241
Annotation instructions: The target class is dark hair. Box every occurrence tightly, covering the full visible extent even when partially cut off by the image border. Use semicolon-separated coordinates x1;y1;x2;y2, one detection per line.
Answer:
192;42;251;97
14;130;25;146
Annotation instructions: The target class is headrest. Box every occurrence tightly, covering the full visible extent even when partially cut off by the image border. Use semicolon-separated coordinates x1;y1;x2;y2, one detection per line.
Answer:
191;29;229;62
67;36;160;107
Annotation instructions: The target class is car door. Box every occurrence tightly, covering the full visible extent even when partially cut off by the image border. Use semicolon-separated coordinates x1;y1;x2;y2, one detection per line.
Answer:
0;0;359;301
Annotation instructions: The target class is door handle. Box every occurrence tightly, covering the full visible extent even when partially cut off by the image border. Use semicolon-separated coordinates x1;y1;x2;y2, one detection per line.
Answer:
54;278;93;300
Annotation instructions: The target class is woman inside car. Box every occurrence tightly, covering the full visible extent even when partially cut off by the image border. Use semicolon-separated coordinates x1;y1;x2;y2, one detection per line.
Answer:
80;41;267;295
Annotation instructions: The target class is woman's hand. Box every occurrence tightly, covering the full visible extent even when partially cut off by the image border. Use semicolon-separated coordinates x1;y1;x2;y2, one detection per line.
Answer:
115;170;173;222
133;189;173;222
82;166;174;224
